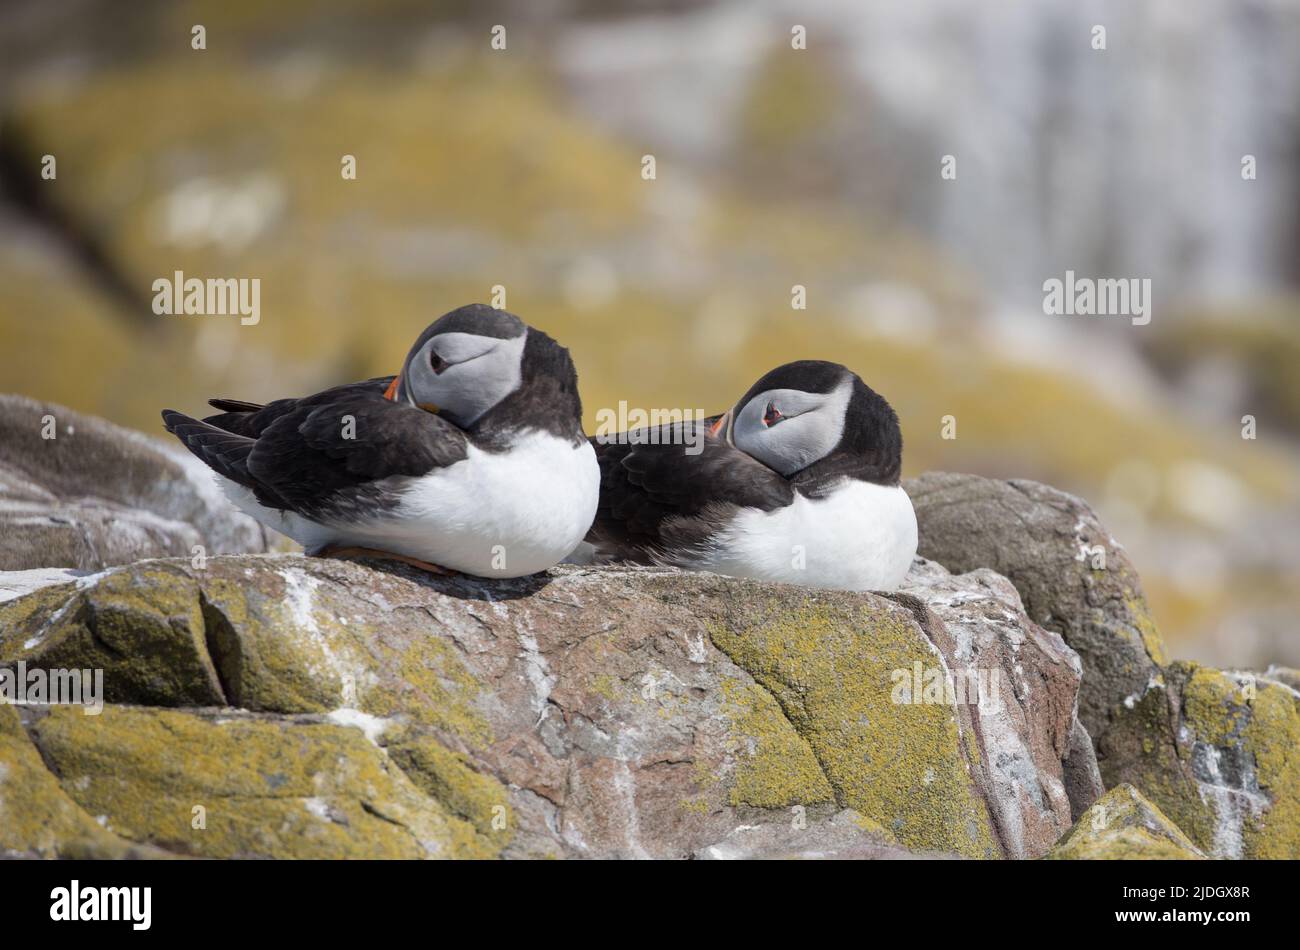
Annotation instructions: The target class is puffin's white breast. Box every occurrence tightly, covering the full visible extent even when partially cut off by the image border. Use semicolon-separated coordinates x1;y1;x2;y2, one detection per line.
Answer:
219;430;600;578
681;480;918;591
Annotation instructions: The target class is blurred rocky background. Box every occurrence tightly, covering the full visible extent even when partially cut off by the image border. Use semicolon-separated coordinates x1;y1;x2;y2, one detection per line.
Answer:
1;0;1297;669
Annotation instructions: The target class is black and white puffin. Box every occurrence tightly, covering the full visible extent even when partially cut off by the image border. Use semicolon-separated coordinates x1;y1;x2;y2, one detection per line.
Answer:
162;304;599;578
580;360;917;591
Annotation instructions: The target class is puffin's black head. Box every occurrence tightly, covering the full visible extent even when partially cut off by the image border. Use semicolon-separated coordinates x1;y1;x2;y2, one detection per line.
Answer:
713;360;902;486
388;304;583;441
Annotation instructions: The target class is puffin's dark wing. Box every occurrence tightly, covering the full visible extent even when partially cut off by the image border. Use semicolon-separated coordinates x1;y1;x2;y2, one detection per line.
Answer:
161;410;278;504
201;377;395;438
207;397;265;414
588;416;792;562
163;381;467;517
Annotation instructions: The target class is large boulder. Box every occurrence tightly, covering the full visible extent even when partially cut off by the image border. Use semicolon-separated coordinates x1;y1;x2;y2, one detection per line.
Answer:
905;471;1166;750
1;554;1093;860
907;471;1300;859
0;394;273;572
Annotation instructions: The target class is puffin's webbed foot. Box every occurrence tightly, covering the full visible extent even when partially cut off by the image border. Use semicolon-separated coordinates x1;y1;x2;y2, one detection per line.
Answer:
313;545;458;576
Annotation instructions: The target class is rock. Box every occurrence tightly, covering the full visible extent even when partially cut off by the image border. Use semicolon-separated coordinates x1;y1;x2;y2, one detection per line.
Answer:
1046;783;1206;859
895;559;1094;854
904;472;1166;755
22;704;497;859
693;809;955;860
1062;718;1106;823
0;394;272;572
907;472;1300;859
0;553;1092;859
1098;662;1300;859
1261;665;1300;692
1;703;132;859
0;568;94;604
9;453;1284;859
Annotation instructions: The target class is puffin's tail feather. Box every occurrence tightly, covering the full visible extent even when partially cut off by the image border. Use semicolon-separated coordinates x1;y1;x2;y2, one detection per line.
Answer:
162;409;257;488
207;397;265;413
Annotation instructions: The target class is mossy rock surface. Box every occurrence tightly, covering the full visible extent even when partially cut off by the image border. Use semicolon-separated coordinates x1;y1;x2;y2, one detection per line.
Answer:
6;471;1293;859
709;599;999;857
1047;783;1206;860
30;704;496;859
1;552;1093;858
1099;662;1300;859
0;704;137;858
887;472;1300;859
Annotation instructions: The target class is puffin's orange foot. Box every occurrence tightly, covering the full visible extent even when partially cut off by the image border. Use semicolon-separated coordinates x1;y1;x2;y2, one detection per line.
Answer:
313;545;457;576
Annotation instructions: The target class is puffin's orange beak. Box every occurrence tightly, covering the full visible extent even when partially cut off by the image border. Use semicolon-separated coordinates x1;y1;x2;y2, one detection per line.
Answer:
383;375;401;402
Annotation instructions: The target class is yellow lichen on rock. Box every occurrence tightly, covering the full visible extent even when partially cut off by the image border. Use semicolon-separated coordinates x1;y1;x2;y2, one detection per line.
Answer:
1239;677;1300;860
385;732;513;853
1105;661;1300;859
0;705;133;857
1047;783;1205;859
710;601;999;858
0;565;225;706
1124;593;1171;668
718;677;834;809
30;704;494;859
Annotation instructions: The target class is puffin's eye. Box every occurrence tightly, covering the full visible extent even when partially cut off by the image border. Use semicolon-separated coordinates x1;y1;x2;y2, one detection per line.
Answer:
429;350;448;374
763;402;783;427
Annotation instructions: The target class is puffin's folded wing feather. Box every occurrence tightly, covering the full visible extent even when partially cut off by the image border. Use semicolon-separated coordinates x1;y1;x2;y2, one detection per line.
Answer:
201;377;396;438
207;397;265;414
589;417;791;559
161;409;292;511
245;391;468;516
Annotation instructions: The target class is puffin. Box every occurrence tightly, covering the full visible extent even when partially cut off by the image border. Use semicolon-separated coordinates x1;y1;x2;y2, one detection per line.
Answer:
162;304;599;578
581;360;917;591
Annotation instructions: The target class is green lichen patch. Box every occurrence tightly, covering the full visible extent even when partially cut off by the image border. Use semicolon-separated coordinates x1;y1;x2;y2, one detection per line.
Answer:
1102;661;1300;858
197;573;344;714
1239;677;1300;859
1047;783;1205;859
1181;664;1252;747
709;600;998;858
368;634;493;745
718;678;834;809
1124;593;1170;668
587;673;621;703
1174;662;1299;858
31;704;491;859
193;560;493;745
1099;668;1219;852
0;565;225;707
385;733;512;854
0;705;133;857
